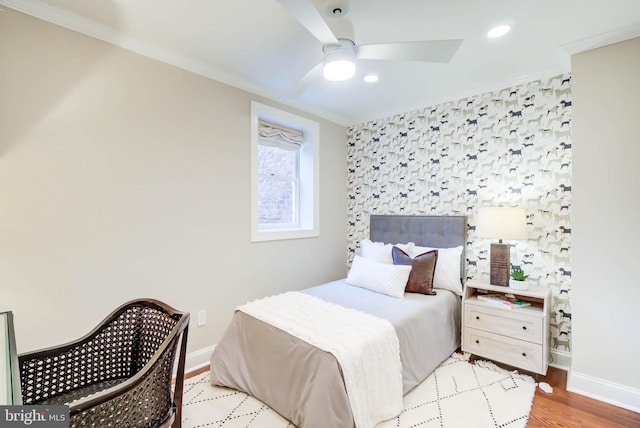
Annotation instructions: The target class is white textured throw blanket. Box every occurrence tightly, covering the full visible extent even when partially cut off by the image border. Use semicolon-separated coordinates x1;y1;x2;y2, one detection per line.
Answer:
238;291;403;428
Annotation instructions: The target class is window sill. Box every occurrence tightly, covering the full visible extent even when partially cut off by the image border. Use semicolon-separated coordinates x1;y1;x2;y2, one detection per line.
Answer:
251;227;319;242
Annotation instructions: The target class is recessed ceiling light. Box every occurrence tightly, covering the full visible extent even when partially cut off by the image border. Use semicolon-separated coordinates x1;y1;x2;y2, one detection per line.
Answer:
364;74;379;83
487;24;511;38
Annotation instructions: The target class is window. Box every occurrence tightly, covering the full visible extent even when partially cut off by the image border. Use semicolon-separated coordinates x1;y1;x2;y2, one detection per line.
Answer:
251;101;319;242
257;135;299;228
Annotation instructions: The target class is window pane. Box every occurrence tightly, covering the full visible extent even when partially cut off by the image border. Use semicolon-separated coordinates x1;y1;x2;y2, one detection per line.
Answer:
258;177;295;225
258;144;297;178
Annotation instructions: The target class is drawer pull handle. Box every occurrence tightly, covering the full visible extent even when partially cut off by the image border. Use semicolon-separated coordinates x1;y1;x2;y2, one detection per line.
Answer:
522;352;527;357
476;316;480;320
475;340;479;344
522;326;527;330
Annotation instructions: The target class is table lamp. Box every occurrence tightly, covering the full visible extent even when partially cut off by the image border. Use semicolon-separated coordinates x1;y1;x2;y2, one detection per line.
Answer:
476;207;527;286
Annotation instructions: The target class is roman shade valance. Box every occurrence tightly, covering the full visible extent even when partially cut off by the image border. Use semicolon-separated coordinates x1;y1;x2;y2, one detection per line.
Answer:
258;120;304;146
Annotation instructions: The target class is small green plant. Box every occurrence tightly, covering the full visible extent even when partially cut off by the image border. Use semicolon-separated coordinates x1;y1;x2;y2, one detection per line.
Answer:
511;268;529;281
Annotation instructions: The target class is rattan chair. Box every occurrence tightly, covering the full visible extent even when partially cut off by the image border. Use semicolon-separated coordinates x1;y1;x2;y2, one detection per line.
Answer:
19;299;190;428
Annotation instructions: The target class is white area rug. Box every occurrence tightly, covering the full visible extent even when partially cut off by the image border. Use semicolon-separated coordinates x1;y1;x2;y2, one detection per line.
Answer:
182;353;536;428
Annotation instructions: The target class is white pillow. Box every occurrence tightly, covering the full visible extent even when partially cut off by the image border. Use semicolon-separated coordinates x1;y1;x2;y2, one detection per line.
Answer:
411;245;464;295
360;239;414;264
346;255;411;299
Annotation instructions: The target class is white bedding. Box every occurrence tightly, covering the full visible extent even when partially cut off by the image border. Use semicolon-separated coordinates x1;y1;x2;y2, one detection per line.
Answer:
304;279;462;393
211;280;462;428
238;291;403;428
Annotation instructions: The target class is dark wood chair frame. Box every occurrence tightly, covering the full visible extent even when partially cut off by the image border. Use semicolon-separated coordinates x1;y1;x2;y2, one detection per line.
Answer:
19;299;189;428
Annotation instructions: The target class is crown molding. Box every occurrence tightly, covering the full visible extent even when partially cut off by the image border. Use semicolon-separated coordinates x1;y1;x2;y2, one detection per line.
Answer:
0;0;350;127
6;0;636;128
562;21;640;55
0;0;254;93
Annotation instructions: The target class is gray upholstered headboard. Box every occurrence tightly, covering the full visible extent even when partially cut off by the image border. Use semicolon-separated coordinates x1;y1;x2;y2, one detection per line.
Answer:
369;215;467;280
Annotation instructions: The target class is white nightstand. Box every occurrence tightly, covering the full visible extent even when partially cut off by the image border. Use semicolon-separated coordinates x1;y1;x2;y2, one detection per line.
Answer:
462;281;551;375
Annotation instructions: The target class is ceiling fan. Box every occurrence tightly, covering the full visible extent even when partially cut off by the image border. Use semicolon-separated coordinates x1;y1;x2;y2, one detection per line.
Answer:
276;0;463;96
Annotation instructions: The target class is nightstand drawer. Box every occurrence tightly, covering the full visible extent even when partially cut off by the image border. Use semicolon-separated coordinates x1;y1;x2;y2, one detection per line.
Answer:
464;303;543;343
463;327;544;374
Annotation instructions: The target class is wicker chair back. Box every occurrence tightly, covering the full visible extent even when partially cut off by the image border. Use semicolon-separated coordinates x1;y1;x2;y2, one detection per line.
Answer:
19;299;190;428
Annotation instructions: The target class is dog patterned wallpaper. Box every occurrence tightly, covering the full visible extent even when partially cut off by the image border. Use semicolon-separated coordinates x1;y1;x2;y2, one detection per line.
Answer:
346;73;572;354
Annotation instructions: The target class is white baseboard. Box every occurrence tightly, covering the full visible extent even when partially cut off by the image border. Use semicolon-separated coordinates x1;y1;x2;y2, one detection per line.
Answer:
184;346;639;413
549;349;571;371
185;345;214;374
567;370;640;413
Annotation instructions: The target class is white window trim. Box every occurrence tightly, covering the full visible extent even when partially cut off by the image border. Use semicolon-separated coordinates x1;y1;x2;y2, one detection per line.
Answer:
251;101;319;242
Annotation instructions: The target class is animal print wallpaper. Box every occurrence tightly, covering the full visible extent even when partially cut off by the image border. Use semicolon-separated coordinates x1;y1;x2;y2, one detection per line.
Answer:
346;73;572;356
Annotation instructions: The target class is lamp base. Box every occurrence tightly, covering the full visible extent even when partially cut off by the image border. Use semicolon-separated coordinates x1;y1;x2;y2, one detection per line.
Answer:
490;243;510;286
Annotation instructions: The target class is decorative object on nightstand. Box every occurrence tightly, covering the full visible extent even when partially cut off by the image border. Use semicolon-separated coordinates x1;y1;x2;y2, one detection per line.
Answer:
476;207;527;286
462;281;551;375
509;268;529;290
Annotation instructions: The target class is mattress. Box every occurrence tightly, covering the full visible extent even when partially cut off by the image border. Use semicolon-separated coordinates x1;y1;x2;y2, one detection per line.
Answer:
210;279;461;428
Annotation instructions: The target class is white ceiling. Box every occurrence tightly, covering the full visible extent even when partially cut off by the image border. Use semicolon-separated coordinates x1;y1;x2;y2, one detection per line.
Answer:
3;0;640;125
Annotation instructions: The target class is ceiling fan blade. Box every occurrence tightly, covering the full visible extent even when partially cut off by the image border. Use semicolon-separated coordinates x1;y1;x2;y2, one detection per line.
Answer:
280;62;323;99
275;0;339;46
357;39;463;63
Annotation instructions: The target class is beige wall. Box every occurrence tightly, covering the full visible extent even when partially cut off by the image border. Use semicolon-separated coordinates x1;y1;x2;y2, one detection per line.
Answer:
570;36;640;409
0;9;347;357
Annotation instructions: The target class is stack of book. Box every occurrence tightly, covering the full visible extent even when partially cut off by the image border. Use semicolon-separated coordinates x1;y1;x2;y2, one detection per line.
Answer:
476;293;531;309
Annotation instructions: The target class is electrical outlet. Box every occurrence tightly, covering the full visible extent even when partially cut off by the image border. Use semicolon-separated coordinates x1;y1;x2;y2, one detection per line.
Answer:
197;310;206;327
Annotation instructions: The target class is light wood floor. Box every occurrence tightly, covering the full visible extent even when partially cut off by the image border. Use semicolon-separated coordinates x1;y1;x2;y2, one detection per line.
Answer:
186;364;640;427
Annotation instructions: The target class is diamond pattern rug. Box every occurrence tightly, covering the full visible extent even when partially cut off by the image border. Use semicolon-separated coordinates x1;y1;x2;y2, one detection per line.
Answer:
182;353;536;427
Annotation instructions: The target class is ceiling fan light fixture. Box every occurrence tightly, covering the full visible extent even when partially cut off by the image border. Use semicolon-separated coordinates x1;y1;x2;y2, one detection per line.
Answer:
322;40;356;81
323;58;356;81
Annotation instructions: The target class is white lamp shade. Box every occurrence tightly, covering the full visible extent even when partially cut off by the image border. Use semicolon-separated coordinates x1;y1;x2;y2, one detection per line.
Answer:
476;207;527;240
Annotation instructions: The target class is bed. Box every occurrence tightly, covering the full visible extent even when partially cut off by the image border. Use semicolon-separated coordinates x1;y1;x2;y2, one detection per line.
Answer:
210;215;466;428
